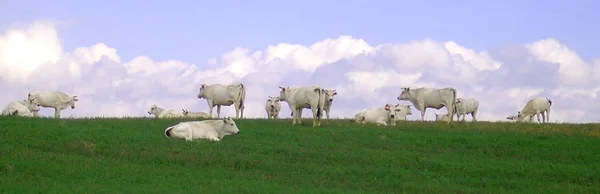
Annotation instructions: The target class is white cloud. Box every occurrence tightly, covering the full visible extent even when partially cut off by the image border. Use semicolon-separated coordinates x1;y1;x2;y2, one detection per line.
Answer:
1;20;599;123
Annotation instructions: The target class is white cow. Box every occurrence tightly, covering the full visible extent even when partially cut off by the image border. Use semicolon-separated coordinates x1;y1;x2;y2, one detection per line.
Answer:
455;98;479;121
354;104;402;126
28;91;79;119
1;100;40;117
181;109;212;118
197;83;246;118
506;115;534;122
394;104;412;121
291;89;337;119
148;105;184;118
511;97;552;123
435;113;452;122
323;89;338;119
164;117;241;141
397;87;457;123
278;86;326;127
265;96;281;119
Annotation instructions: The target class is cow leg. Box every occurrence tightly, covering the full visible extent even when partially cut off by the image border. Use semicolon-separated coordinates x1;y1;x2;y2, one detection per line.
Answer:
234;101;241;118
206;101;214;118
290;106;299;125
54;108;60;119
325;107;331;119
471;110;478;122
216;105;222;118
461;113;466;122
536;112;541;123
311;106;320;127
419;107;426;122
541;111;546;123
546;109;551;123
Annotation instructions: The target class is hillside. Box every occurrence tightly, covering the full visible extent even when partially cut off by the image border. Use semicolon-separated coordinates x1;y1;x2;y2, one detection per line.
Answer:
1;116;599;193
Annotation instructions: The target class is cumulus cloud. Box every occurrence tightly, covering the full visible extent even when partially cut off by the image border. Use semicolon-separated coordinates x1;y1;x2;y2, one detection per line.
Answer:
1;20;599;123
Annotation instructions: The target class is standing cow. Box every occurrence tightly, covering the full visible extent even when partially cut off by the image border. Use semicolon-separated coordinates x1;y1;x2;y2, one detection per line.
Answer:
28;91;79;119
455;98;479;121
197;83;246;118
265;96;281;119
510;97;552;123
1;100;40;117
164;117;241;141
292;89;337;119
394;104;412;121
278;86;326;127
396;87;457;123
354;104;402;126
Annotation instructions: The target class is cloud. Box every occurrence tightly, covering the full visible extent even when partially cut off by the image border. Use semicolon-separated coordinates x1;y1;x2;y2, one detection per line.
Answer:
1;20;599;123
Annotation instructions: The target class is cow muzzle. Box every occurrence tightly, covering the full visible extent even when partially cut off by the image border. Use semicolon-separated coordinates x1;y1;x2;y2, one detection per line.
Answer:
235;131;240;135
396;97;401;100
270;105;275;108
71;105;75;109
329;99;333;103
390;115;395;119
148;111;152;115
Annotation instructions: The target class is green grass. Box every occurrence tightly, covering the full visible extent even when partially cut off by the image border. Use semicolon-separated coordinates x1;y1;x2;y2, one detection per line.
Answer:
1;116;599;193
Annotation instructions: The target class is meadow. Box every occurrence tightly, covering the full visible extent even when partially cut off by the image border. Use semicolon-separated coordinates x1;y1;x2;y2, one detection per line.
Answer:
1;116;599;193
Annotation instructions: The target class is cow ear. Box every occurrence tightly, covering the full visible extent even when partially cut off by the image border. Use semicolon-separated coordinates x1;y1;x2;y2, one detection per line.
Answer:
333;92;338;95
223;119;227;123
201;84;205;88
384;107;390;111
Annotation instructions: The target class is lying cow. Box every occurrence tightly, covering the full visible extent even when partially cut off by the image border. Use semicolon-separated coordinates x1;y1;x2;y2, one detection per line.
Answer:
164;117;241;141
28;91;78;119
278;86;326;127
509;97;552;123
1;100;40;117
354;104;402;126
455;98;479;121
394;104;412;121
197;83;246;118
265;96;281;119
148;105;183;118
397;87;457;123
181;109;212;118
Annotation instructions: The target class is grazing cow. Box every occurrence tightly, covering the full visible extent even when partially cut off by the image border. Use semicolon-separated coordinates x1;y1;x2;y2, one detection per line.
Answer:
397;87;457;123
265;96;281;119
181;109;212;118
435;113;452;122
278;86;326;127
1;100;40;117
455;98;479;121
164;117;241;141
394;104;412;121
197;83;246;118
148;105;183;118
506;115;534;122
28;91;79;119
354;104;402;126
511;97;552;123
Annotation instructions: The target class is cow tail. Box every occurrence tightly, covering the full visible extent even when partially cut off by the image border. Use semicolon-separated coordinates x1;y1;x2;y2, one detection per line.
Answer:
165;126;174;138
314;88;324;119
451;88;457;116
238;83;246;115
547;97;552;106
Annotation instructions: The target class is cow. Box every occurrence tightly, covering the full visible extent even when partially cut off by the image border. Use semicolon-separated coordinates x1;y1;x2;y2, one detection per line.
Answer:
506;115;534;122
164;117;240;141
265;96;281;119
1;100;40;117
510;97;552;123
278;86;326;127
197;83;246;118
354;104;402;126
435;113;452;122
28;91;78;119
455;98;479;121
148;105;183;118
181;109;212;118
394;104;412;121
322;89;338;119
397;87;457;123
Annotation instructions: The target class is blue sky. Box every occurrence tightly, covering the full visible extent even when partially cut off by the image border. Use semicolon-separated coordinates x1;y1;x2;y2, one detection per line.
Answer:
1;0;599;122
2;0;598;63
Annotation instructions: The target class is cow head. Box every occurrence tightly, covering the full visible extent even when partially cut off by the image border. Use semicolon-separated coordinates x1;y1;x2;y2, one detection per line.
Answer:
384;103;402;120
69;96;79;109
324;89;337;104
181;108;190;116
22;99;40;117
397;87;411;101
435;113;451;122
399;104;412;115
222;117;240;136
278;86;290;102
148;105;163;117
456;98;462;104
267;96;280;109
197;84;207;99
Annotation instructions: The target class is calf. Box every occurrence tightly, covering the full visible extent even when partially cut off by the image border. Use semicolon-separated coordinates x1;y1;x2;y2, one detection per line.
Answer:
511;97;552;123
164;117;241;141
148;105;183;118
455;98;479;121
354;104;402;126
181;109;212;118
265;96;281;119
1;100;40;117
394;104;412;121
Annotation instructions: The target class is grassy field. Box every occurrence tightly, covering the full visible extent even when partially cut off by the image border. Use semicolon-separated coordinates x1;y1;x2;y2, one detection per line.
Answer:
1;116;599;193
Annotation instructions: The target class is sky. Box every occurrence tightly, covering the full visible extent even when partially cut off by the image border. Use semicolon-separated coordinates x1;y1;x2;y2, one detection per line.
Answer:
1;0;599;122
